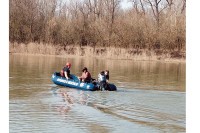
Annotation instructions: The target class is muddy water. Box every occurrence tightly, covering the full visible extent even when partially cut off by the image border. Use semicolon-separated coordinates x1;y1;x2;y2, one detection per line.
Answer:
9;54;185;133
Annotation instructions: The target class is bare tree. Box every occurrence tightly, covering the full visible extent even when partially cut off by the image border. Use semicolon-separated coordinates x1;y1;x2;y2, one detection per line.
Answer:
166;0;173;10
85;0;104;20
10;0;185;54
131;0;146;14
104;0;121;46
181;0;186;14
139;0;146;14
10;0;39;42
145;0;169;28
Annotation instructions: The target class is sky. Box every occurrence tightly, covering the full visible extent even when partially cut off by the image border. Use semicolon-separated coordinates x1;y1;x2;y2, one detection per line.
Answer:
120;0;133;9
62;0;133;10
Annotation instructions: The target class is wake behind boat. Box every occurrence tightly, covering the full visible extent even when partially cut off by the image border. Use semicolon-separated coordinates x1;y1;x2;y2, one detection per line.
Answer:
51;72;117;91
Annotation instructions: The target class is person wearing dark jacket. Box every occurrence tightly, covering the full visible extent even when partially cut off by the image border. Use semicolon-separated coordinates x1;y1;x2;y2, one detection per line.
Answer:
97;70;110;90
60;62;71;79
105;70;109;81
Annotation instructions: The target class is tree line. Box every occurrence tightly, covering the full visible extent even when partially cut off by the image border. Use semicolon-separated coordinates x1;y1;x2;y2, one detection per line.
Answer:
10;0;185;53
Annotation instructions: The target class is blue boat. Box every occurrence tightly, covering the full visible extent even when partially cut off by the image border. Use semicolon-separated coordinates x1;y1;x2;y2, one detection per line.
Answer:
51;72;117;91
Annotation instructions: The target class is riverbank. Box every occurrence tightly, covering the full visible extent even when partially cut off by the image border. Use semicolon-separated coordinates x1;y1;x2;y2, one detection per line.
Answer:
9;42;185;63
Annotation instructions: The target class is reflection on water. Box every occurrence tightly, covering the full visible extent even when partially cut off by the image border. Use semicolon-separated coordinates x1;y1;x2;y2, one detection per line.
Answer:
10;54;185;133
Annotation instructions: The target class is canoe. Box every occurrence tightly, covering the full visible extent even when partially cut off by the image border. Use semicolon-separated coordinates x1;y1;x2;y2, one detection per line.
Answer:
51;72;117;91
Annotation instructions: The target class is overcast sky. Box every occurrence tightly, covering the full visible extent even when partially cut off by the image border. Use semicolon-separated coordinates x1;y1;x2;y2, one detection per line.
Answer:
120;0;133;9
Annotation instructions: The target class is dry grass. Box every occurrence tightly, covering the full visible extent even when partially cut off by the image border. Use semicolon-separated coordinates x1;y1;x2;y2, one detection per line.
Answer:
10;42;185;62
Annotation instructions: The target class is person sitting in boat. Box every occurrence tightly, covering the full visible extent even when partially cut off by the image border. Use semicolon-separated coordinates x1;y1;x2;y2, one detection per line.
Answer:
60;62;71;79
105;70;109;82
79;67;92;83
98;71;108;90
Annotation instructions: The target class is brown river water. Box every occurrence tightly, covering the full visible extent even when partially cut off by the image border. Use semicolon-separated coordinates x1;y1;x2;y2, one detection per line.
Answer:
9;54;185;133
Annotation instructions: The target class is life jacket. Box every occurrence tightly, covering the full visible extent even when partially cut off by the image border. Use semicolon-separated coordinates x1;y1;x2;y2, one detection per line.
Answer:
60;66;70;77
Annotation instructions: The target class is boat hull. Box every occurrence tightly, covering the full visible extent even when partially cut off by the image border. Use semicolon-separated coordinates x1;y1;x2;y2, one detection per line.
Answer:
51;72;117;91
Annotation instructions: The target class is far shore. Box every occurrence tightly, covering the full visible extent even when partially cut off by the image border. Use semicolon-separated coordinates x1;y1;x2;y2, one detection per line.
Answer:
9;42;185;63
